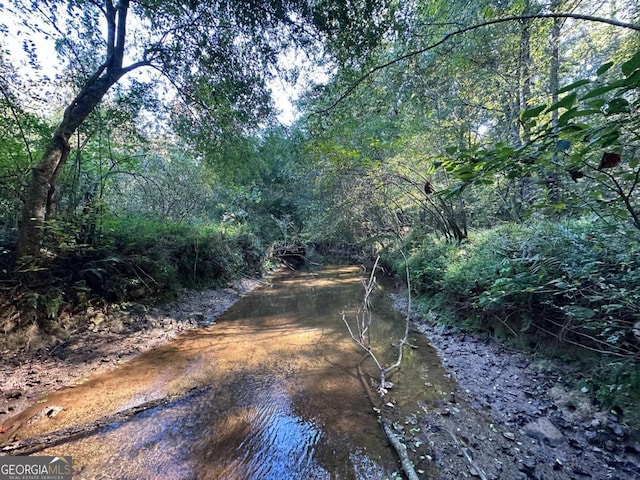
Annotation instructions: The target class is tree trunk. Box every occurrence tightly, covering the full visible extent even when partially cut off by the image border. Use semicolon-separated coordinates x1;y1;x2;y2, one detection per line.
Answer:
516;3;534;212
547;1;563;203
16;0;136;258
549;12;561;133
16;70;130;257
519;14;532;143
17;134;70;257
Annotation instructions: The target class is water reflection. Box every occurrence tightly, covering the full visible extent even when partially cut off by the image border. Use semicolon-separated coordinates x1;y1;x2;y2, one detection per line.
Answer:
68;378;330;479
24;265;453;479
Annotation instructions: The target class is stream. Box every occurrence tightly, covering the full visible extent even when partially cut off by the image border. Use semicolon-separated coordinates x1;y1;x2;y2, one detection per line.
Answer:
5;265;455;479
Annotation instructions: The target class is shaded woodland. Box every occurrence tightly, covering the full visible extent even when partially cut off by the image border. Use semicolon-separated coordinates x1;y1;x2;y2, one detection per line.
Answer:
1;1;639;425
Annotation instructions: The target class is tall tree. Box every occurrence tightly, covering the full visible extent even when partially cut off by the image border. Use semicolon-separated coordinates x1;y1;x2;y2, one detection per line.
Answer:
11;0;394;257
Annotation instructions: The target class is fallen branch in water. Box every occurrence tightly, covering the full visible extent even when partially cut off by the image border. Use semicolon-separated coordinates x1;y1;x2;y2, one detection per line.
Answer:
342;255;413;395
345;254;421;480
1;386;210;455
356;361;422;480
381;418;421;480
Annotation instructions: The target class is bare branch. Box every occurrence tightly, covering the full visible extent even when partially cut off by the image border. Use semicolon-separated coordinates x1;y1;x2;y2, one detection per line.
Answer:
0;81;34;165
112;0;130;68
105;0;116;61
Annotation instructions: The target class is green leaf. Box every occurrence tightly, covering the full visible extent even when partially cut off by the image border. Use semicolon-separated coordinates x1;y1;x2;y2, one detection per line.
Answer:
586;295;604;302
558;108;600;125
621;50;640;76
580;84;620;100
557;79;591;94
481;5;495;18
586;98;606;109
546;92;577;113
561;123;589;132
602;304;624;313
448;184;465;195
585;125;620;147
445;146;458;155
521;105;546;119
596;61;614;76
623;69;640;88
556;139;571;151
454;168;477;180
604;98;630;115
565;306;596;319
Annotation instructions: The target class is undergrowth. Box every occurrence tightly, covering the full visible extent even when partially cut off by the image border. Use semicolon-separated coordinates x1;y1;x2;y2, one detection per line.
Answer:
388;217;640;428
0;215;268;350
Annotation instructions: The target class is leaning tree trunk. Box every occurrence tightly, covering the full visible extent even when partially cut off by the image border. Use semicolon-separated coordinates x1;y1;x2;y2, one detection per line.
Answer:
16;0;139;258
17;133;71;257
16;73;126;257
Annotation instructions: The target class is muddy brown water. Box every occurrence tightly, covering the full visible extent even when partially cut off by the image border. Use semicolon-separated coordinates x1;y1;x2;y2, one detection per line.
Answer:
2;265;454;479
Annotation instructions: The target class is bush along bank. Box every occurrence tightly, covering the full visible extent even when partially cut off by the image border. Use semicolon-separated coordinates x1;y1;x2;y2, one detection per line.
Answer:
387;217;640;429
0;216;270;351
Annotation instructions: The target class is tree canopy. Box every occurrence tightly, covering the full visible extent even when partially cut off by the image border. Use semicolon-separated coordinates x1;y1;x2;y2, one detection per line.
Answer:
2;0;396;255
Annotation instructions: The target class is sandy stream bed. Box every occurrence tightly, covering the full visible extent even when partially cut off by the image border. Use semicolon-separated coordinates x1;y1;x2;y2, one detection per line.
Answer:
1;280;639;479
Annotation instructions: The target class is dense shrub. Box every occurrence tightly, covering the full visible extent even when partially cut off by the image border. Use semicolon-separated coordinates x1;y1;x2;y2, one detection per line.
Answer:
101;216;267;289
397;218;640;357
388;233;451;295
1;216;269;341
392;217;640;425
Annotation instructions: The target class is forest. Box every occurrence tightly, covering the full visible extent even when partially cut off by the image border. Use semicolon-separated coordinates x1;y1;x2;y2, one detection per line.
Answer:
1;0;639;431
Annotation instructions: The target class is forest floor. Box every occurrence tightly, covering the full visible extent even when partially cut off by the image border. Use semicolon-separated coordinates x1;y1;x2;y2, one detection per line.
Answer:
1;282;639;479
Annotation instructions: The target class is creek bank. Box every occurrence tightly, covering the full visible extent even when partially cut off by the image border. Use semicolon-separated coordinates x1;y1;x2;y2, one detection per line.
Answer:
3;272;639;479
0;278;261;427
390;293;640;480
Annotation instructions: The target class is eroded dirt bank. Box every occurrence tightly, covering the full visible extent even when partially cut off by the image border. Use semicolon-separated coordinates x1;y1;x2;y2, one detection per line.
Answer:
0;279;261;427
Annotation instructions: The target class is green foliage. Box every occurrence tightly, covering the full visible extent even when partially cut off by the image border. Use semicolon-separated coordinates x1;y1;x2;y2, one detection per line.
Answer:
102;216;266;289
396;218;640;359
592;360;640;428
1;214;268;345
391;235;451;295
392;216;640;424
439;51;640;230
2;0;639;427
0;52;52;227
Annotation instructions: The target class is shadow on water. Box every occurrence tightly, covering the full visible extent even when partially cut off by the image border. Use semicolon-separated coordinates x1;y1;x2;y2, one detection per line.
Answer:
9;265;454;479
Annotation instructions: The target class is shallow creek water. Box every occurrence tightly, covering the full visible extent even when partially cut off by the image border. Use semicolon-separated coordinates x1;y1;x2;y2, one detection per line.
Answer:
6;265;454;479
